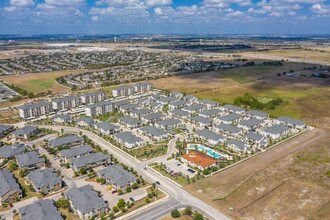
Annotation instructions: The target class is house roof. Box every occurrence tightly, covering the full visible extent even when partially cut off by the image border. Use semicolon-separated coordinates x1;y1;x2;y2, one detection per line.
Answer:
140;126;168;137
64;185;108;214
191;116;212;125
182;104;207;112
199;99;218;106
17;102;52;110
115;131;143;146
199;109;223;117
16;151;45;168
118;117;141;125
171;109;190;117
69;152;110;169
182;151;217;169
215;124;242;134
0;124;13;134
85;100;113;109
0;144;28;159
217;113;241;122
226;139;249;150
0;169;21;197
239;118;263;128
183;95;197;101
169;100;189;107
52;114;71;121
19;199;63;220
97;165;137;188
158;97;176;103
49;135;84;148
246;110;268;118
76;117;94;125
59;145;93;158
113;100;130;108
246;131;266;142
120;103;139;110
27;168;61;190
95;122;119;131
142;112;165;120
263;124;290;135
12;126;38;136
131;108;153;116
277;116;305;127
156;118;181;127
222;104;245;113
196;129;225;142
53;96;80;103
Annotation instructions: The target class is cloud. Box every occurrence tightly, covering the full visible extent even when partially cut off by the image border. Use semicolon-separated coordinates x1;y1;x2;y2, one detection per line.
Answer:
202;0;252;8
92;15;99;21
9;0;35;7
310;3;330;15
145;0;172;7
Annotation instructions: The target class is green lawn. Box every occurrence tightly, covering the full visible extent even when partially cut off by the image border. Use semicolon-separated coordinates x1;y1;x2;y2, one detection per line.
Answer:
130;141;168;160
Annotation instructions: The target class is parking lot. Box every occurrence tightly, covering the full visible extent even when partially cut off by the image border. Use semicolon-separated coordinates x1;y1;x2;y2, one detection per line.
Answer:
164;159;197;178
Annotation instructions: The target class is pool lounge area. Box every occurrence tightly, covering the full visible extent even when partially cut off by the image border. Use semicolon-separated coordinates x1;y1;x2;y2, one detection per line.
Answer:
187;144;233;161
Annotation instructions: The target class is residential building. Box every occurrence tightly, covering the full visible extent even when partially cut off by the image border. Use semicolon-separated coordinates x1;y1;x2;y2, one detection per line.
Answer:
155;118;181;130
183;95;198;103
222;104;245;114
27;168;62;194
199;99;219;109
244;131;269;147
139;126;169;141
245;110;269;119
170;109;190;121
226;139;251;154
181;151;217;170
97;165;137;189
12;126;39;140
182;104;207;114
17;102;53;119
213;124;242;137
80;91;106;105
118;117;142;129
168;100;189;110
15;151;45;171
238;118;264;131
133;82;153;93
64;185;109;220
114;131;143;149
169;92;183;99
95;122;120;135
0;144;29;159
214;113;241;124
51;114;71;124
69;152;111;171
148;101;163;111
190;116;213;128
49;135;84;149
19;199;63;220
199;109;223;118
0;170;22;204
195;129;225;145
76;117;94;127
119;103;139;113
0;124;14;137
276;116;306;129
141;112;165;123
59;145;93;163
85;101;113;117
130;108;153;118
261;124;290;140
112;85;134;97
52;96;81;111
158;97;176;105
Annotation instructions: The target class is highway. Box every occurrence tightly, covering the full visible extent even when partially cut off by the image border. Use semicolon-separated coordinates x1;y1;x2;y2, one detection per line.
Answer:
37;125;230;220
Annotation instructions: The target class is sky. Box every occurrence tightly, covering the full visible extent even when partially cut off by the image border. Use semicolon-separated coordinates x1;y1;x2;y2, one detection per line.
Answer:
0;0;329;35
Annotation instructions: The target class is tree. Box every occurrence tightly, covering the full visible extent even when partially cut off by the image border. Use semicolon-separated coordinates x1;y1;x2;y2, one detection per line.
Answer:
171;209;181;218
145;198;150;203
194;212;204;220
126;186;132;193
112;206;119;213
79;167;87;175
117;199;125;208
132;182;138;189
184;206;193;216
8;162;17;172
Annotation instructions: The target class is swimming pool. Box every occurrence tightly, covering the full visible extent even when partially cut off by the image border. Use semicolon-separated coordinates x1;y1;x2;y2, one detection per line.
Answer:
187;144;232;160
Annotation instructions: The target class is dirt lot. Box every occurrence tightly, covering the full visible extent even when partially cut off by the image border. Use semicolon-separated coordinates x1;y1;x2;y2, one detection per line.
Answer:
185;128;330;220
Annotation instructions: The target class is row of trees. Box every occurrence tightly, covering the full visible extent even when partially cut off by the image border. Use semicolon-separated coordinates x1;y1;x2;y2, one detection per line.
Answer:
171;206;204;220
234;93;284;110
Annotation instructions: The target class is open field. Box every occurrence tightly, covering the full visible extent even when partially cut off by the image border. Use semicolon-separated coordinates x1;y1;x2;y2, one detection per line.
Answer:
185;128;330;219
0;69;85;94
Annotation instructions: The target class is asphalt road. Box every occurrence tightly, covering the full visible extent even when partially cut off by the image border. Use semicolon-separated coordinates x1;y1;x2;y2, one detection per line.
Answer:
38;125;230;220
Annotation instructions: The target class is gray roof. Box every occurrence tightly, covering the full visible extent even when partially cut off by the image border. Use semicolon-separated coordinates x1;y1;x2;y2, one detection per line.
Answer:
199;109;223;117
69;152;110;169
59;145;93;158
81;91;105;98
217;113;241;122
12;126;39;136
131;108;153;116
19;199;63;220
246;131;265;142
95;122;119;131
239;118;263;128
119;117;141;125
0;144;28;159
227;139;249;150
223;104;245;113
76;117;94;125
49;135;84;148
143;112;165;121
64;185;108;214
183;104;207;112
113;99;130;108
140;126;168;137
215;124;242;134
97;165;137;188
17;102;52;110
199;99;218;106
27;168;61;190
183;95;197;101
191;116;212;125
120;103;139;110
113;85;133;91
86;100;113;109
169;100;189;107
196;129;225;142
0;124;13;134
53;96;80;103
277;116;305;127
171;109;190;117
170;92;183;97
156;118;181;127
115;131;143;146
52;114;71;121
246;110;268;118
0;169;21;197
158;97;176;103
16;151;45;168
263;124;290;135
149;94;162;100
148;101;163;108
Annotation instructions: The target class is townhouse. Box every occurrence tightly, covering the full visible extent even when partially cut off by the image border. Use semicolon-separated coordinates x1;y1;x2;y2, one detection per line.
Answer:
245;110;269;120
222;104;245;114
199;109;223;118
65;185;109;220
52;96;81;111
195;129;225;145
141;112;165;124
139;126;169;141
147;101;163;111
119;103;139;114
168;100;189;110
261;124;290;140
113;100;130;110
95;122;120;135
226;139;251;154
0;144;29;159
155;118;181;130
181;151;218;171
76;117;94;127
114;131;144;149
199;99;219;109
27;168;62;194
112;85;134;97
130;108;153;118
244;131;269;148
97;165;137;189
183;95;198;103
0;124;14;137
215;113;241;125
238;118;264;131
170;109;190;121
169;92;183;99
118;117;142;129
85;101;114;117
190;116;213;128
158;96;176;105
15;151;45;171
12;126;39;140
19;199;63;220
51;114;72;124
0;169;22;205
182;104;207;114
213;124;243;138
59;145;93;163
49;135;84;149
80;91;106;105
17;102;54;119
69;152;111;171
276;116;306;130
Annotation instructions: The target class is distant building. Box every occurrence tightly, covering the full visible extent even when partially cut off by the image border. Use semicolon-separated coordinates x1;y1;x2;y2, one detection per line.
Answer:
15;151;45;171
112;85;134;97
27;168;62;194
19;199;63;220
181;151;217;170
0;170;22;204
49;135;84;149
85;101;113;117
133;82;153;93
17;102;53;119
52;96;81;111
97;165;137;189
12;126;39;140
80;91;106;105
114;131;143;149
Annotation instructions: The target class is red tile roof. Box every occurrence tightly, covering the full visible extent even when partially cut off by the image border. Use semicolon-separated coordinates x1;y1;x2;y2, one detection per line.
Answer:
182;151;217;169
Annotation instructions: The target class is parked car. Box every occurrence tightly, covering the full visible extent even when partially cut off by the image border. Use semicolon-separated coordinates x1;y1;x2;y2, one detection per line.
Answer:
130;197;135;202
155;181;161;185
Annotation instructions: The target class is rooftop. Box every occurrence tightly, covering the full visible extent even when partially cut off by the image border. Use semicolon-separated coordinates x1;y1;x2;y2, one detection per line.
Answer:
182;151;217;169
97;165;137;188
19;199;63;220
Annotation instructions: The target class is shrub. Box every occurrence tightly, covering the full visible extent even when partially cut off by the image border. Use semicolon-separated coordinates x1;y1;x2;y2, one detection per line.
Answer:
184;206;193;216
145;198;150;203
112;206;119;213
171;209;181;218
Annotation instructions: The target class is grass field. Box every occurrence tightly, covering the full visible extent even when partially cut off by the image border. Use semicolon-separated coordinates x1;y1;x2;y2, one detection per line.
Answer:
130;141;168;161
0;69;85;94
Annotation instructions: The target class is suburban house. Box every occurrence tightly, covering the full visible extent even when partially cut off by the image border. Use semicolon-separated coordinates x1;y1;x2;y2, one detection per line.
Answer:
64;185;109;220
69;152;111;171
17;102;53;119
15;151;45;171
226;139;251;154
141;112;165;124
0;144;29;159
222;104;245;114
238;118;264;131
19;199;63;220
130;108;153;118
27;168;62;194
168;100;189;110
80;91;106;105
276;116;306;129
158;97;176;105
147;101;163;111
261;124;290;140
245;110;269;119
95;122;120;135
52;96;81;111
169;92;184;99
213;124;243;138
12;126;39;140
76;117;94;127
51;114;72;124
85;101;114;117
0;169;22;205
0;124;14;137
195;129;225;145
181;151;218;171
49;135;84;149
59;145;93;163
119;103;140;114
170;109;190;121
114;131;144;149
132;97;149;106
112;85;134;97
199;99;219;109
190;116;213;128
118;117;142;129
96;165;137;189
139;126;169;141
244;131;269;147
155;118;181;130
214;113;241;125
199;109;223;118
183;95;198;103
113;100;130;110
182;104;207;114
133;82;153;93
